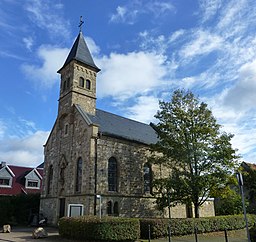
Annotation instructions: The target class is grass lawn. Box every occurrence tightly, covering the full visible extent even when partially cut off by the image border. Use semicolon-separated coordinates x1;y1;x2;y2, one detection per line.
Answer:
141;229;249;242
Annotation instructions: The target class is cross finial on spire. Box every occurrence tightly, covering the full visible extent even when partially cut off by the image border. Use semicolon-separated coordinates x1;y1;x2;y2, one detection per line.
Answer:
78;16;84;32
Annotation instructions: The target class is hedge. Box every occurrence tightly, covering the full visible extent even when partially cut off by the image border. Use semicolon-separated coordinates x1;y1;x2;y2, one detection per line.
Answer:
59;216;140;241
250;224;256;242
140;214;256;239
0;194;40;226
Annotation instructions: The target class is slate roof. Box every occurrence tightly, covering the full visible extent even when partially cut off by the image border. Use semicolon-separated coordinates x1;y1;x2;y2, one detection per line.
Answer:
58;31;100;72
76;105;158;145
0;165;43;195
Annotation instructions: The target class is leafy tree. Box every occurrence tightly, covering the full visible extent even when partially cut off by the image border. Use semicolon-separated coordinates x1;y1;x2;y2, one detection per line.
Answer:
151;89;239;218
212;175;243;215
240;162;256;214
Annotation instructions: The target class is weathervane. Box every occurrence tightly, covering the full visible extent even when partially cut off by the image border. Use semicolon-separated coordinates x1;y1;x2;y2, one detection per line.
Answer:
78;16;84;32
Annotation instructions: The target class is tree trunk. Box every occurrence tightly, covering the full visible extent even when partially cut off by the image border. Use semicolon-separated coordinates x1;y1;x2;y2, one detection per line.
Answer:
194;203;200;218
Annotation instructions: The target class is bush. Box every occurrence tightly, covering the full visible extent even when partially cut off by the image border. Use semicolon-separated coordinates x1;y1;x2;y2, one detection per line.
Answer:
250;224;256;242
140;214;256;239
59;216;140;241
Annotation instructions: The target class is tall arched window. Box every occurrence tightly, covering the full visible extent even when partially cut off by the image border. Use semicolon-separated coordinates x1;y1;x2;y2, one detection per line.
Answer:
86;79;91;90
107;201;112;215
79;77;84;87
47;165;53;195
108;157;118;192
113;202;119;216
75;157;83;193
143;163;152;193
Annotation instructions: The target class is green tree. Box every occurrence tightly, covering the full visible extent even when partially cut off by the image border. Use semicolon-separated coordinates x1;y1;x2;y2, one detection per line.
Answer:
151;89;239;218
241;162;256;214
212;175;243;215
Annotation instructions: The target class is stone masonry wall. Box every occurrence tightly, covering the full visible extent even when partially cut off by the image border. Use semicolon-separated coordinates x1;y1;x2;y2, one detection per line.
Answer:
41;107;215;224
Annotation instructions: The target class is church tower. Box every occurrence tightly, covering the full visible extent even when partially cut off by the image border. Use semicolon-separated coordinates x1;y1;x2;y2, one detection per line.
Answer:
57;31;100;116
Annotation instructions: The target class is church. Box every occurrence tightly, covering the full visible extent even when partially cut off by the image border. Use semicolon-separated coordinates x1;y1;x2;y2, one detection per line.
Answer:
40;29;215;225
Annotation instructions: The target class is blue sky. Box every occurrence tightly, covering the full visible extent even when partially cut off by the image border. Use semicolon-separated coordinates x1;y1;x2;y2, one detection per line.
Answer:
1;0;256;167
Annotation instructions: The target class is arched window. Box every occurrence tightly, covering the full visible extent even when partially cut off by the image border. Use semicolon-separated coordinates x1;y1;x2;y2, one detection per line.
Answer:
79;77;84;87
108;157;118;192
113;202;119;216
107;201;112;215
47;165;53;195
75;157;83;193
86;79;91;89
143;163;152;193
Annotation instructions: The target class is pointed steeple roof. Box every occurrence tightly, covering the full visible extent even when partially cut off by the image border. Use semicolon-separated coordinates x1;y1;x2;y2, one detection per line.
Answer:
59;31;100;72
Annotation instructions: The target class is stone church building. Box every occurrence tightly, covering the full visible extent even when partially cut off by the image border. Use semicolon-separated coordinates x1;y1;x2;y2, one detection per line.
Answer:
40;31;214;225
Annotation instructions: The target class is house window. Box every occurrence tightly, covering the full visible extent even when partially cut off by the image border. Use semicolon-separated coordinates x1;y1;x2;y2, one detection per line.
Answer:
27;180;39;188
86;79;91;90
0;178;11;187
75;157;83;193
143;163;152;193
47;165;53;195
108;157;118;192
79;77;84;87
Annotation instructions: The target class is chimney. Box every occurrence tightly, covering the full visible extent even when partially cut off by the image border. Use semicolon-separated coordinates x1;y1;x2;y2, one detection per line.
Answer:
0;161;6;168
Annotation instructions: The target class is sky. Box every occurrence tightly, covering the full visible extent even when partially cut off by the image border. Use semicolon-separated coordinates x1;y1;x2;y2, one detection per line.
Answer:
1;0;256;167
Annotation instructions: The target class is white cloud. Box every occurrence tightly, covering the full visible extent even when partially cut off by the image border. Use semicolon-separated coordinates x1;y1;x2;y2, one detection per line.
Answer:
0;130;49;167
147;1;174;17
126;96;159;124
85;37;100;56
0;120;7;140
139;31;168;54
109;1;174;24
169;29;185;43
23;36;34;51
0;51;25;60
24;0;70;39
199;0;222;23
222;60;256;110
216;0;246;31
21;45;69;88
179;30;223;59
110;6;129;23
96;51;168;100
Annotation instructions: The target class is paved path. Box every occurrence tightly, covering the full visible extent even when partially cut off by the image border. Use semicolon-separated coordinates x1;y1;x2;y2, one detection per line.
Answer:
0;227;64;242
0;227;249;242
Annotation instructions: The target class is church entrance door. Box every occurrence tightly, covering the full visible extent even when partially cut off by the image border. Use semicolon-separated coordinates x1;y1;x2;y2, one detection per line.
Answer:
59;198;66;218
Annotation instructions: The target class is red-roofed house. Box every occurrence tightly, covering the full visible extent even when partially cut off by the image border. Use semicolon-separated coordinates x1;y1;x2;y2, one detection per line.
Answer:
0;161;43;195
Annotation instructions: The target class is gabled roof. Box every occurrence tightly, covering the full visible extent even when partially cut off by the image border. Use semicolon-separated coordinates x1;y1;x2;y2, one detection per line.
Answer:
58;31;100;72
25;168;42;180
75;104;158;145
0;165;15;177
0;165;43;195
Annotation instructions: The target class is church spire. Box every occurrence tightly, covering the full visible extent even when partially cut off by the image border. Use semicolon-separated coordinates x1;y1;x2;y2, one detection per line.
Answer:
58;21;100;73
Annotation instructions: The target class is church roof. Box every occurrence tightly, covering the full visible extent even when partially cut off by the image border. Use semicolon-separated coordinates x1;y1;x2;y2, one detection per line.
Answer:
76;105;158;145
59;31;100;72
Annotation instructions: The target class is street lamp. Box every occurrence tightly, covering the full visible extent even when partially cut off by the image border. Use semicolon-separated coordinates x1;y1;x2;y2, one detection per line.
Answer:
236;172;250;242
96;194;102;219
163;188;172;242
